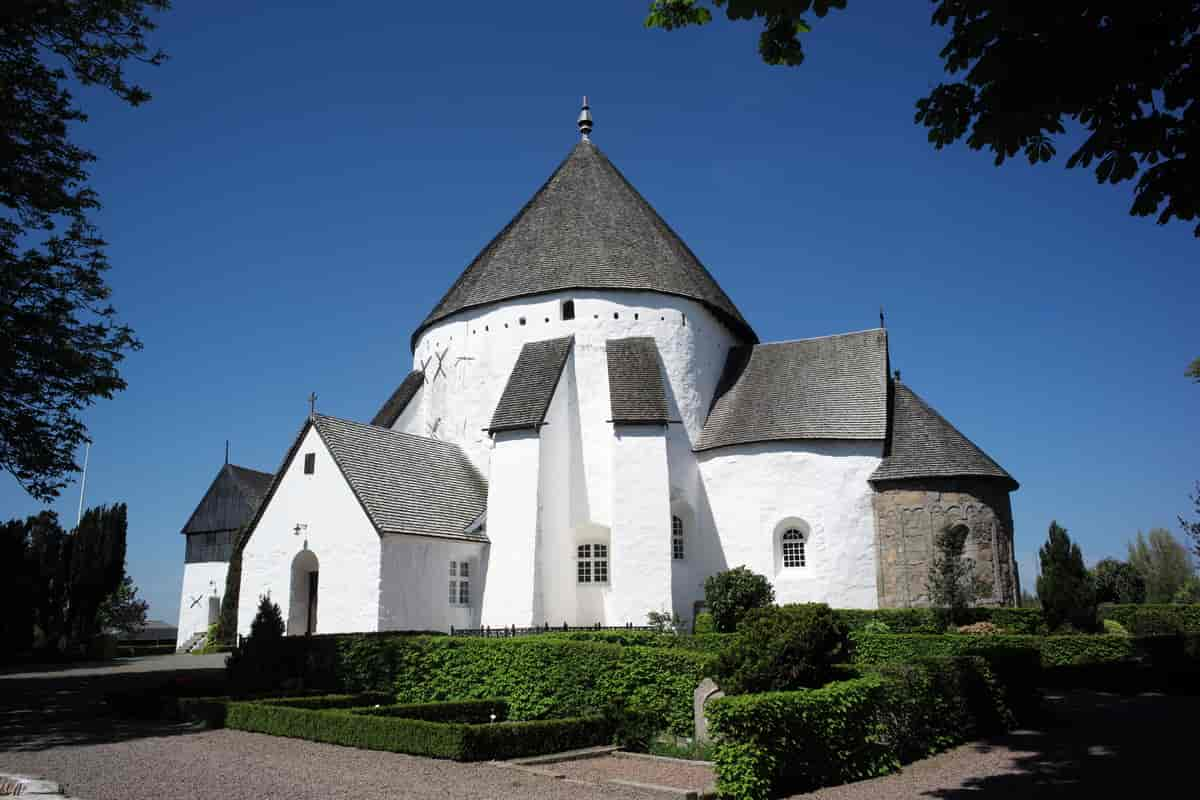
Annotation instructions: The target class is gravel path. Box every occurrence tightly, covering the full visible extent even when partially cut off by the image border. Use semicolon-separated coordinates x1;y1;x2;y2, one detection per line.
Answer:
2;658;1192;800
554;753;714;792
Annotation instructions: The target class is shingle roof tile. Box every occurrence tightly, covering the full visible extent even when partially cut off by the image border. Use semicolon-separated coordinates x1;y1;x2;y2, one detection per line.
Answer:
181;463;273;535
606;337;669;424
488;336;574;433
370;370;424;428
696;329;889;451
414;142;755;348
870;383;1017;488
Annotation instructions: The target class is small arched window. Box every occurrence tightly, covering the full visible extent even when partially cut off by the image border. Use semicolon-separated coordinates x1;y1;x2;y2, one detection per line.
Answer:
782;528;806;568
671;516;684;560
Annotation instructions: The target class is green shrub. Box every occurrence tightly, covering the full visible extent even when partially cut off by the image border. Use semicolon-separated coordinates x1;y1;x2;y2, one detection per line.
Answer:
714;604;850;694
227;595;287;691
351;699;507;723
541;629;729;652
1093;559;1147;605
223;700;610;761
835;608;1044;635
852;631;1133;669
861;619;892;635
327;636;713;737
1100;604;1200;635
1102;619;1130;636
707;657;1023;800
1037;522;1099;632
693;612;715;634
704;566;775;633
707;676;896;800
255;693;396;710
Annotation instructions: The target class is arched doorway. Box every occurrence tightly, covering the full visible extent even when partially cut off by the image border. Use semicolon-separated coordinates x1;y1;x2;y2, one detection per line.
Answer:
289;550;319;636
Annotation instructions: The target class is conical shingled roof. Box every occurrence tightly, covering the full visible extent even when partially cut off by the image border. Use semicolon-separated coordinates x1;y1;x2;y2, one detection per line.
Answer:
870;383;1018;489
413;141;755;348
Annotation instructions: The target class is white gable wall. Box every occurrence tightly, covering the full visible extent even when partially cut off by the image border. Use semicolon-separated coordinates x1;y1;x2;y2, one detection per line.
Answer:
237;425;381;636
699;440;883;609
176;559;227;649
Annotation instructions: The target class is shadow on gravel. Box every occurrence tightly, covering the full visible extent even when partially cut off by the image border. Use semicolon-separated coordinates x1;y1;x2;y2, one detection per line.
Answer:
921;690;1195;799
0;667;225;753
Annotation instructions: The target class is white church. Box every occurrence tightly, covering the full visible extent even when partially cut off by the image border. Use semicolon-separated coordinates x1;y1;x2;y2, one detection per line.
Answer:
176;102;1020;648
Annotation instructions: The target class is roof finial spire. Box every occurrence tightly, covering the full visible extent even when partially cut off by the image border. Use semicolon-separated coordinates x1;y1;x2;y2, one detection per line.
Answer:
577;96;592;142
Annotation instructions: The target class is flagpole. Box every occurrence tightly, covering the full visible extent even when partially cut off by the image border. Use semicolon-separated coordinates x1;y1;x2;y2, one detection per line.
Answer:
76;442;90;528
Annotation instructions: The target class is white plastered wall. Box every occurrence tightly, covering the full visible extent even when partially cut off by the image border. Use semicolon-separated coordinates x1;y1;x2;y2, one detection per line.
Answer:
378;535;486;631
698;440;884;609
176;559;227;648
237;425;381;636
608;426;673;625
479;429;540;627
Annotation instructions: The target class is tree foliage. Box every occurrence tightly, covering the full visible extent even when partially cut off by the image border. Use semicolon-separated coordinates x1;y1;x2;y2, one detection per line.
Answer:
1181;481;1200;561
96;574;147;635
704;565;775;632
1092;558;1147;605
249;594;285;642
1;1;170;500
925;524;986;628
1127;528;1196;604
1036;521;1097;632
0;503;131;654
713;603;850;694
645;1;1200;237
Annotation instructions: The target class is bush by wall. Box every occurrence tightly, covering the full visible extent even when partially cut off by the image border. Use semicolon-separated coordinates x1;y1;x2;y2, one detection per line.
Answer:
707;656;1019;800
1099;604;1200;635
330;635;714;736
693;612;715;634
714;604;850;693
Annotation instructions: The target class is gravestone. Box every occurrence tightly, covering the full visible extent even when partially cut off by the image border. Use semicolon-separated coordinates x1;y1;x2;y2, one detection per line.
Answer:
693;677;724;743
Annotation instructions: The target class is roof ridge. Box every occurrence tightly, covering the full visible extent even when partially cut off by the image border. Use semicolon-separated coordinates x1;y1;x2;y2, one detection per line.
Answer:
754;328;886;348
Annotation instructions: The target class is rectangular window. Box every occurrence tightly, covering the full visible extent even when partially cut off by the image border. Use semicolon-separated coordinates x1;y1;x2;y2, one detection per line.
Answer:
459;579;470;605
561;299;575;320
459;561;469;578
577;543;608;584
304;453;316;474
449;561;457;577
448;580;457;604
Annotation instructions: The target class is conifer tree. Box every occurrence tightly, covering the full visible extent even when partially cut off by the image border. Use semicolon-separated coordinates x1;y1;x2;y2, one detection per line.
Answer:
1037;521;1097;632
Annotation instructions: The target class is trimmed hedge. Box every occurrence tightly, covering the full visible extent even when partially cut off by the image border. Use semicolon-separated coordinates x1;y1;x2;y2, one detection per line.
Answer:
851;632;1131;668
332;635;714;736
540;630;730;653
223;700;609;761
706;656;1017;800
1099;604;1200;635
835;608;1045;635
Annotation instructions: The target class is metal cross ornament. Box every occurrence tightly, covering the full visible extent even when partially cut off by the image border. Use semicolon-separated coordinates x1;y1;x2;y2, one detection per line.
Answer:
433;347;450;382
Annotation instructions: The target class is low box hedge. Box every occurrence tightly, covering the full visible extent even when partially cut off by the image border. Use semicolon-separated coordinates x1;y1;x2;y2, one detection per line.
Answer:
223;699;610;761
333;635;714;737
835;608;1045;635
706;656;1018;800
1099;604;1200;635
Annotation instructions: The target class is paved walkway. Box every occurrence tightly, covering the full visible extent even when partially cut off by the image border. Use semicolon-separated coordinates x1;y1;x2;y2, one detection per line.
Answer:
0;657;1192;799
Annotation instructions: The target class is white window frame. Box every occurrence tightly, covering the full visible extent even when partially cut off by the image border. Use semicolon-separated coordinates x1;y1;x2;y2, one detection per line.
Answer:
671;516;685;560
449;560;470;605
782;528;806;569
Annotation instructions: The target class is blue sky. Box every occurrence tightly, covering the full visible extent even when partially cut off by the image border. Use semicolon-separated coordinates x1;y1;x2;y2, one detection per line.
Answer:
4;2;1196;623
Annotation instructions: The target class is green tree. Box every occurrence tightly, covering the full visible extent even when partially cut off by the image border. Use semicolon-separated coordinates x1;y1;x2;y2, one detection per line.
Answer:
1187;358;1200;383
249;594;285;642
0;519;35;654
1092;558;1147;605
26;511;70;647
1036;521;1097;632
96;574;147;635
1;1;170;500
1175;576;1200;604
1128;528;1196;604
1181;482;1200;561
713;603;849;693
645;1;1200;237
64;503;128;645
926;524;986;628
704;565;775;632
214;524;249;645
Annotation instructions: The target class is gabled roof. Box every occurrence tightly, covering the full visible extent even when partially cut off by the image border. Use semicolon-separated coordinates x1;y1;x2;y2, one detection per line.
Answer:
606;337;669;424
870;383;1018;489
244;415;488;543
181;463;273;535
488;335;574;433
696;329;890;452
370;370;424;428
413;141;755;349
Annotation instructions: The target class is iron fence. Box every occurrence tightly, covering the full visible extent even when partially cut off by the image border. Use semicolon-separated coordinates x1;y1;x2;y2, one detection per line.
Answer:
449;622;659;637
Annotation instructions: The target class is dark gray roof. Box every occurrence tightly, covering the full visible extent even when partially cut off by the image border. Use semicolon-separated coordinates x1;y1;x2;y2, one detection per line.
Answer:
488;335;574;433
606;337;669;424
696;329;889;452
370;370;424;428
870;383;1017;489
314;415;489;540
413;141;755;349
181;463;273;535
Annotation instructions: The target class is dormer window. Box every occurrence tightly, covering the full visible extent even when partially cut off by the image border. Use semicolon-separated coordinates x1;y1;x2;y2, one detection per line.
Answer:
561;300;575;321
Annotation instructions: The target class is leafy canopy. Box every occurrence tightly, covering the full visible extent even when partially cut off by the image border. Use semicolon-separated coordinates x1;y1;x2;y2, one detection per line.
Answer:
1;1;169;500
1092;558;1146;605
704;565;775;632
1127;528;1195;604
645;1;1200;237
713;603;849;693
